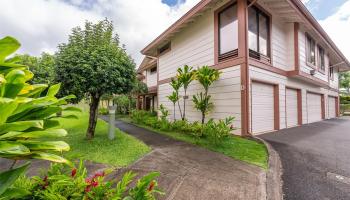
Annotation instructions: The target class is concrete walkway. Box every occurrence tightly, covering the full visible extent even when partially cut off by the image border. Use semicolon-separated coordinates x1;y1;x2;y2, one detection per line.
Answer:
104;118;267;200
260;117;350;200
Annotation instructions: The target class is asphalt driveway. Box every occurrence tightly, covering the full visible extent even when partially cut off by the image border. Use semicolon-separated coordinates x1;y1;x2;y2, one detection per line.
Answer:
260;117;350;200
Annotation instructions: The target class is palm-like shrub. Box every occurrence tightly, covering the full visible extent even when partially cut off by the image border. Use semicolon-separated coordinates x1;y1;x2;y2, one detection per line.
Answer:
169;78;183;120
0;36;77;198
176;65;195;120
167;91;179;120
193;66;221;124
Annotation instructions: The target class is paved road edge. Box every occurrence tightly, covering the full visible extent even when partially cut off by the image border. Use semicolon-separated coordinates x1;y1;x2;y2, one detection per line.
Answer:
255;137;283;200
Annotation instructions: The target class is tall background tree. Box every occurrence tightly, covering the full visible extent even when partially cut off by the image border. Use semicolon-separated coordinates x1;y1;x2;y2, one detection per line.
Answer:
55;19;135;139
16;53;56;85
340;72;350;93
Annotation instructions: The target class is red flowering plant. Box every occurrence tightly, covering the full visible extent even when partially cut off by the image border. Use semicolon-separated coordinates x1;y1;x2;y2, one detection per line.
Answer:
11;160;163;200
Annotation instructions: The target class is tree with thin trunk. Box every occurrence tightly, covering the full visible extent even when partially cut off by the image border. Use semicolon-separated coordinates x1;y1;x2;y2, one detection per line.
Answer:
177;65;195;121
55;19;135;140
170;78;183;119
193;66;221;124
167;91;179;120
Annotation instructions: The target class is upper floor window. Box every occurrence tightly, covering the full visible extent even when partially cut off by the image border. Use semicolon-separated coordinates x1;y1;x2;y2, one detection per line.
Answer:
158;42;171;55
248;6;270;60
150;66;157;74
218;3;238;62
329;65;334;80
306;34;316;66
317;45;325;72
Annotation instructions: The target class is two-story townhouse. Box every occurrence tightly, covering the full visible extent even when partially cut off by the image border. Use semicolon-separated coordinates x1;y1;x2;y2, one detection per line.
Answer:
137;0;350;136
136;56;158;111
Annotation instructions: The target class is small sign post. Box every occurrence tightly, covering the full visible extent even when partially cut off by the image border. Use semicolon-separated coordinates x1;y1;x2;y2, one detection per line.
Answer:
108;105;117;140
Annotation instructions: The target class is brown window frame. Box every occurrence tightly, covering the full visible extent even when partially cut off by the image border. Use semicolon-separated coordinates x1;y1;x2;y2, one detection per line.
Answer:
306;33;316;68
158;42;171;56
317;45;325;73
215;2;239;63
150;66;157;74
248;5;271;63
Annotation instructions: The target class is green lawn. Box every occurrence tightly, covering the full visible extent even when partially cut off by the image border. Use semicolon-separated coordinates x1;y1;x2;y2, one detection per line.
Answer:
58;112;151;167
118;116;268;169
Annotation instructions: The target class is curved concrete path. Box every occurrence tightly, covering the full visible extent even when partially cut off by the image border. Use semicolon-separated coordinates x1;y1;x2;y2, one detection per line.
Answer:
260;117;350;200
106;119;267;200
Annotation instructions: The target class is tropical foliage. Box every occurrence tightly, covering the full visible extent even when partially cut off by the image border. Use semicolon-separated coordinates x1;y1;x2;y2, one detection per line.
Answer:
340;72;350;93
9;161;163;200
167;91;179;120
0;36;77;199
176;65;195;120
55;19;135;139
193;66;221;124
169;78;183;120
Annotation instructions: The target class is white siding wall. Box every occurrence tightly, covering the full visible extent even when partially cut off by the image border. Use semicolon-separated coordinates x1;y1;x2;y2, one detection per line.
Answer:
146;69;157;87
158;66;242;134
158;8;215;80
271;18;295;71
329;68;339;89
249;66;338;129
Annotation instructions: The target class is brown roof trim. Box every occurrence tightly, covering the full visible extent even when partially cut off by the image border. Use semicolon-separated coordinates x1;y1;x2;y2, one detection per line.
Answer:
288;0;350;68
141;0;212;55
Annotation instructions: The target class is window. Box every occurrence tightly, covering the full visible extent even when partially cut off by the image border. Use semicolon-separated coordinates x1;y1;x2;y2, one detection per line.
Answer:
306;34;316;66
158;42;171;55
317;45;325;72
248;6;270;59
218;4;238;62
150;67;157;74
329;66;334;80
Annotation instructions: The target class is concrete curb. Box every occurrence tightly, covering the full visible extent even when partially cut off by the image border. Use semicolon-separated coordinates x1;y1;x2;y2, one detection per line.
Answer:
255;137;283;200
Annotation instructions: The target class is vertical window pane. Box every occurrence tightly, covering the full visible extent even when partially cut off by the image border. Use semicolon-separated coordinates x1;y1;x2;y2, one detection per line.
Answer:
248;7;258;52
219;5;238;55
307;36;316;65
259;14;268;56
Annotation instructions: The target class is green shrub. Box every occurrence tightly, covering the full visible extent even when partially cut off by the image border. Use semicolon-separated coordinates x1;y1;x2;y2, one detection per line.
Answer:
159;104;169;121
130;110;155;124
10;161;163;200
144;116;160;129
203;117;235;146
98;107;109;115
0;36;78;199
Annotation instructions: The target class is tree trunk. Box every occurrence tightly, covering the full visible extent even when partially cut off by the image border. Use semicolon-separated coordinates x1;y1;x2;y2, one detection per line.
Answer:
173;103;176;121
201;112;205;124
182;89;187;120
86;94;100;140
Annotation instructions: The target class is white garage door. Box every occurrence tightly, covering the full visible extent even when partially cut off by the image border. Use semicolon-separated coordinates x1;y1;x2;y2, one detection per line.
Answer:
286;88;298;127
251;82;275;134
307;93;322;123
328;96;336;118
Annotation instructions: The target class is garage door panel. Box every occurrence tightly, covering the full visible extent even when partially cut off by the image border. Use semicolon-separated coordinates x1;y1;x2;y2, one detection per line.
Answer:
307;93;322;123
286;88;299;127
251;82;275;134
328;96;336;118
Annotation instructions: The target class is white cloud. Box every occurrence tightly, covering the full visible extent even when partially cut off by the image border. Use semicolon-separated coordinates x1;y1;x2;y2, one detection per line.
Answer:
0;0;200;65
1;0;348;66
319;0;350;61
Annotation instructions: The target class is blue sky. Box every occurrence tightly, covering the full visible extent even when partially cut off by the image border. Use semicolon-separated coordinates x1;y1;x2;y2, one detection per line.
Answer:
303;0;348;20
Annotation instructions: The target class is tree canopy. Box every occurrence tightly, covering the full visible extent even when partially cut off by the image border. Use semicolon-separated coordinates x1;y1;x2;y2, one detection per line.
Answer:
55;19;136;139
16;53;56;85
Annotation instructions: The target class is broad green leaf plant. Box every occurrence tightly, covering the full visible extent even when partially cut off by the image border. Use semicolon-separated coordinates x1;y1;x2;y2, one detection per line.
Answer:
176;65;195;121
0;36;78;198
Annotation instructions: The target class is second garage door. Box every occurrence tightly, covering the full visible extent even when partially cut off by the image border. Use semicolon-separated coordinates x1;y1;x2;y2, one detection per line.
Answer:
328;96;336;118
286;88;299;127
251;81;275;134
307;93;323;123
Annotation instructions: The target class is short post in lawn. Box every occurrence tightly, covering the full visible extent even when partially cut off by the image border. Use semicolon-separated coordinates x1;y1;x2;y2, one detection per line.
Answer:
108;105;117;140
